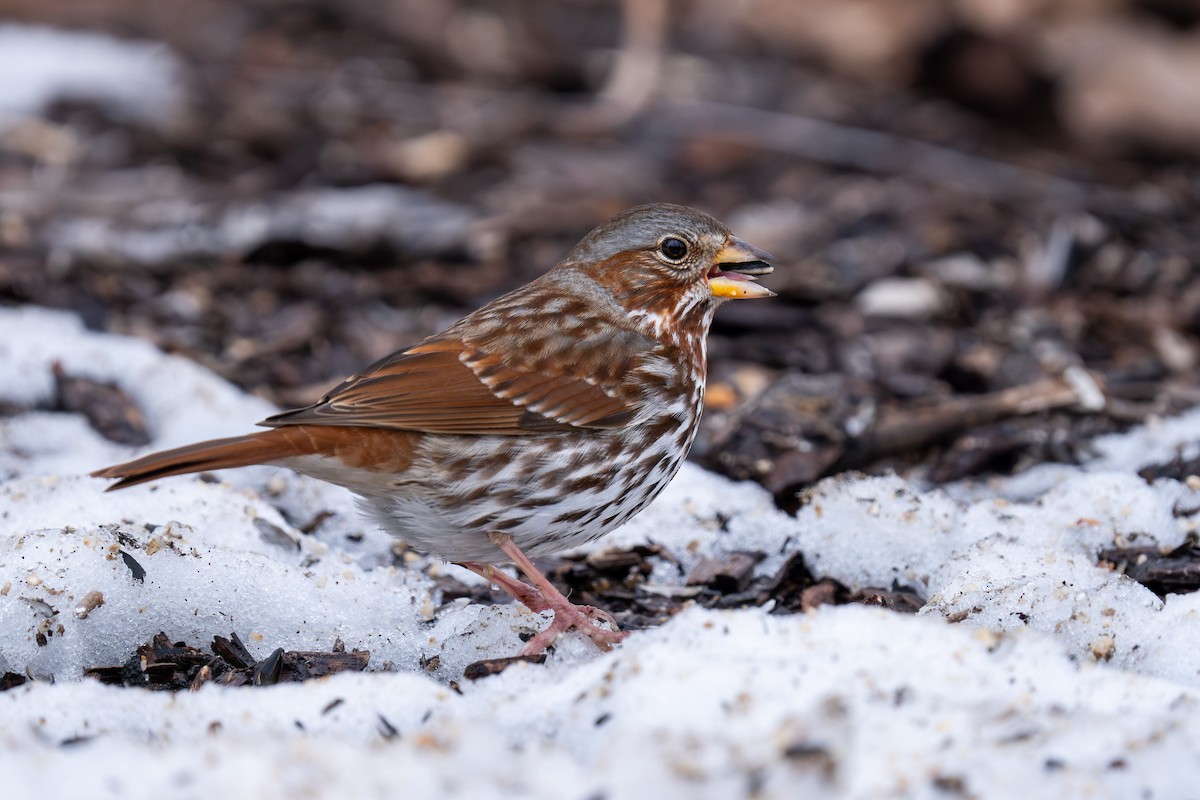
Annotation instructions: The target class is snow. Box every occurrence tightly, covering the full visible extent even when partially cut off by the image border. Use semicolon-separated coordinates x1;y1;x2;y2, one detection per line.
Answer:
0;24;183;122
3;304;1200;798
46;185;478;271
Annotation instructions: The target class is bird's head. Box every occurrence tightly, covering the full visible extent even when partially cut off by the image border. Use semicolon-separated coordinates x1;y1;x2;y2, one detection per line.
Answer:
558;203;775;338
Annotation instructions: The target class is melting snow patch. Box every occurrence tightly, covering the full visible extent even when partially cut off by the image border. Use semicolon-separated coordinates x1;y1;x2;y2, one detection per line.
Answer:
3;304;1200;798
0;24;183;122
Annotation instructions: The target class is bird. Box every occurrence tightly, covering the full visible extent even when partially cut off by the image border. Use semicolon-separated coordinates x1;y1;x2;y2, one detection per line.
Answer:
93;203;775;656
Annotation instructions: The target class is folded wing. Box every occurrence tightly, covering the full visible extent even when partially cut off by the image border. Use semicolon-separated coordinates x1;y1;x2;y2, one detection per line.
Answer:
262;340;634;434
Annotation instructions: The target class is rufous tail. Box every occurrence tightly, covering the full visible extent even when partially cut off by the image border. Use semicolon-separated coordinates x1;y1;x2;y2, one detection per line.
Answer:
91;428;319;491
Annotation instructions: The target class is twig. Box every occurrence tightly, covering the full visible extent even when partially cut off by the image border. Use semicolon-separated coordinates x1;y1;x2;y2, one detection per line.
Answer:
653;100;1094;204
842;377;1090;466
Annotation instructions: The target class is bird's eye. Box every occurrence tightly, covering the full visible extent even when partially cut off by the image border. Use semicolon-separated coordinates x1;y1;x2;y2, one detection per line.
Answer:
658;237;689;262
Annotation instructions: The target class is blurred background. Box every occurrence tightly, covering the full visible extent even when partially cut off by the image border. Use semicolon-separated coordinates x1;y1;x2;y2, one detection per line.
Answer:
1;0;1198;506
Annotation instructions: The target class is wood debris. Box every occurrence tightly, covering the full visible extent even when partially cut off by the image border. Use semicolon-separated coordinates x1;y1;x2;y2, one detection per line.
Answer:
82;631;369;690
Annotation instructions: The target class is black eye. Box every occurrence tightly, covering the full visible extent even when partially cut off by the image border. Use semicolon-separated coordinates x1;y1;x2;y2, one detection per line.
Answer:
659;237;688;262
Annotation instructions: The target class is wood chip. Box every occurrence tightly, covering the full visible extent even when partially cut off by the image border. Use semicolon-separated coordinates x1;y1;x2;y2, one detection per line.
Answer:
686;552;764;593
463;654;547;680
52;362;150;446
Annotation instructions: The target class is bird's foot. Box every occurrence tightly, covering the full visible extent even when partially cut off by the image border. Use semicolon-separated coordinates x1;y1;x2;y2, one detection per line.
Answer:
518;598;627;656
455;534;628;655
456;561;552;613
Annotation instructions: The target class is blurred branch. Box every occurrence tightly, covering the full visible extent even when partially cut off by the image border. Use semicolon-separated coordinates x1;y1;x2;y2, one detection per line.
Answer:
557;0;670;133
839;376;1089;471
650;101;1097;205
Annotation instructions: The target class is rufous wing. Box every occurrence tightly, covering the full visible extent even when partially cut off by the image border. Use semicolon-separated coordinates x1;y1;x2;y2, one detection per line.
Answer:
261;340;634;434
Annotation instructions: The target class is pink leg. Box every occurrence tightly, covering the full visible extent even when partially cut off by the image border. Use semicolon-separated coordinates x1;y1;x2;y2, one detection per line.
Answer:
455;561;552;613
456;534;627;655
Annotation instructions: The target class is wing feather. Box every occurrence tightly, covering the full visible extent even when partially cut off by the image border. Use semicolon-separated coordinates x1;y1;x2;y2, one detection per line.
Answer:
261;340;633;435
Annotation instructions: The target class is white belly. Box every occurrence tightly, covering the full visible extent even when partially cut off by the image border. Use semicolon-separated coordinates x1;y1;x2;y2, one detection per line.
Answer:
283;416;696;563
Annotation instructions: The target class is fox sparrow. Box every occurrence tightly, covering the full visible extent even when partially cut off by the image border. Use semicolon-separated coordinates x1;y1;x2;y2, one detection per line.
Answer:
94;203;774;655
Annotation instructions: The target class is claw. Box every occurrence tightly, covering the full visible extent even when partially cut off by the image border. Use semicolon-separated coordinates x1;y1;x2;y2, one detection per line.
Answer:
455;535;629;656
518;605;627;656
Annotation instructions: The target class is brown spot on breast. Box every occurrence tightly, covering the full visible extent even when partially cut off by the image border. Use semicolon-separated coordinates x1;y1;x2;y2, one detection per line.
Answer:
552;508;591;525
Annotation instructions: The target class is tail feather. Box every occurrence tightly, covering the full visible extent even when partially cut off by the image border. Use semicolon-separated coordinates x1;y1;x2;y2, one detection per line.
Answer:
91;429;313;491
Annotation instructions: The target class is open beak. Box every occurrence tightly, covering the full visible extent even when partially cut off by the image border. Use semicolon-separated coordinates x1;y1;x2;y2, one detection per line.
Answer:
707;236;776;299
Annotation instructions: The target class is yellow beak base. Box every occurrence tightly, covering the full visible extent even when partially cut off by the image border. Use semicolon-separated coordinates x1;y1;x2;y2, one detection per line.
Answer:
708;274;775;299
